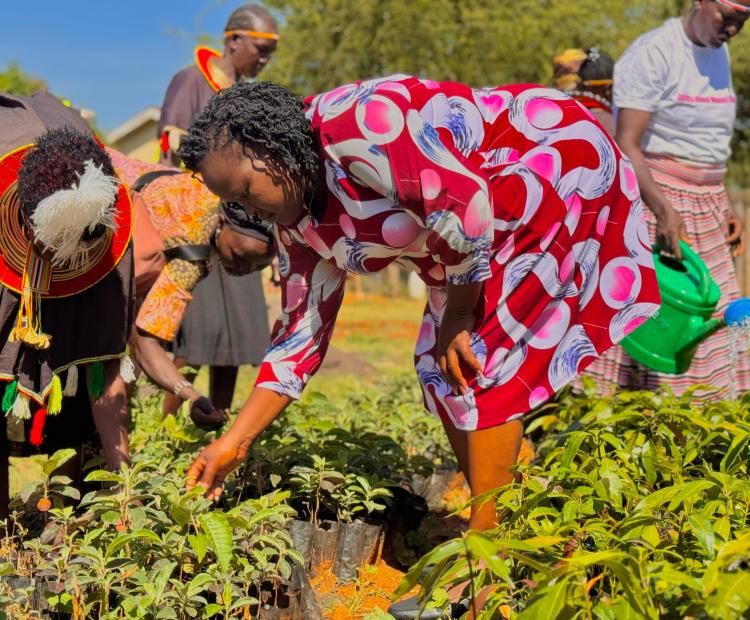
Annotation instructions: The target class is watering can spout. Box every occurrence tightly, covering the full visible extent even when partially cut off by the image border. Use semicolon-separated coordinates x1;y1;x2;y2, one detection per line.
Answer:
679;317;722;354
680;297;750;354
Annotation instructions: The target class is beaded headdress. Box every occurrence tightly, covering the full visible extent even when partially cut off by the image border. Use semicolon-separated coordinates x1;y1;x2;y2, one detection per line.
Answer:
0;133;132;350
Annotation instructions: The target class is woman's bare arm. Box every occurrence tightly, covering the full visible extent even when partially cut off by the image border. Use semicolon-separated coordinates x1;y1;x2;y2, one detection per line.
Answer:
616;108;687;258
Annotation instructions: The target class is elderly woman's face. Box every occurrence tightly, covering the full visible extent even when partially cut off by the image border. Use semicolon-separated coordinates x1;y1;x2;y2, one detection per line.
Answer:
693;0;750;47
229;32;278;78
199;142;305;227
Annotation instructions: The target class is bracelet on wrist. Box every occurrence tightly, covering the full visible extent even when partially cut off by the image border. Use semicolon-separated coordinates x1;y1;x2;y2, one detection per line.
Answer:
172;379;192;398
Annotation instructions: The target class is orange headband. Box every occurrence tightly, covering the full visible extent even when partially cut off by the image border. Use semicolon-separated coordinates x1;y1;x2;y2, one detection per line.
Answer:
224;30;280;41
582;79;613;87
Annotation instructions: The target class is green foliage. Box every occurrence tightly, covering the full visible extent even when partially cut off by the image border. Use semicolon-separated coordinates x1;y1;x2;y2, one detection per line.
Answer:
0;62;46;96
260;0;750;182
240;376;451;523
0;374;445;616
263;0;685;93
0;398;300;619
334;474;393;523
288;455;347;524
199;513;233;573
14;447;80;522
8;368;750;617
398;387;750;618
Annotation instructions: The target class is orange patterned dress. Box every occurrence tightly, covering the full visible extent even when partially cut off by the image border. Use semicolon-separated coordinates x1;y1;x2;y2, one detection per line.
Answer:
107;148;219;342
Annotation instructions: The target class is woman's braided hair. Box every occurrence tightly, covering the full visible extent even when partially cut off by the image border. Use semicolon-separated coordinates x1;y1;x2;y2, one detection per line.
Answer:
179;81;319;192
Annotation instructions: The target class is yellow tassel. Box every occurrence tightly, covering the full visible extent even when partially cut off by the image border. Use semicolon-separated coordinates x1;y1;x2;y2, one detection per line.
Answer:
12;393;30;420
8;290;52;349
63;365;78;397
48;374;63;415
9;251;52;350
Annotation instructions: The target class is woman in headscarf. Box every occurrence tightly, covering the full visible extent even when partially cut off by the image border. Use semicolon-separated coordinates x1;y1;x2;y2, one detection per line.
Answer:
107;148;273;430
179;77;660;533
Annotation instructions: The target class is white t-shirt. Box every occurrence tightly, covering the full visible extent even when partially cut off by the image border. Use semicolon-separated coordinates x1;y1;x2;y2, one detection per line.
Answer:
614;17;736;166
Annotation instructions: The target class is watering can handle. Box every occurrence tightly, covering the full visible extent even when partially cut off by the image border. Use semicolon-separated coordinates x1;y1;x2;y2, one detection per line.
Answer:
677;241;712;298
657;240;711;298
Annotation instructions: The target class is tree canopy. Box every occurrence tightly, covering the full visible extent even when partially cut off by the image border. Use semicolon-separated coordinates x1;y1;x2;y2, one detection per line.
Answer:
259;0;750;181
262;0;688;92
0;62;46;96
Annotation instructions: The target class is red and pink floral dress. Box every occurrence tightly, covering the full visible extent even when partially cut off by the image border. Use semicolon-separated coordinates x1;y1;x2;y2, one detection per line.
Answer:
254;75;660;431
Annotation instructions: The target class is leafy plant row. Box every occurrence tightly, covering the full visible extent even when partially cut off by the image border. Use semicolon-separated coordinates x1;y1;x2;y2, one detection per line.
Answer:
0;376;451;618
400;384;750;619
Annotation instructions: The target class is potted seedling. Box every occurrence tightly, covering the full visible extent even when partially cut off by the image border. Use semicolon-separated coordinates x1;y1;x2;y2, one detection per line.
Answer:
287;455;345;577
332;474;392;581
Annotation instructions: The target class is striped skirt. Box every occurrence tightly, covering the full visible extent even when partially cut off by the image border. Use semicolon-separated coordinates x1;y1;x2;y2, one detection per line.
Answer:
582;155;750;399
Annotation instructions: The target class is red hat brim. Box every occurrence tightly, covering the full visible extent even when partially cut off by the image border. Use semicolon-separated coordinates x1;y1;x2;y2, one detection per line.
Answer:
0;144;133;298
195;46;223;93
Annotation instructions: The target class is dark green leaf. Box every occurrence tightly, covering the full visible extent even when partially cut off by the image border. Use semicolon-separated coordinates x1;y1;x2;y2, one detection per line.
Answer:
200;513;233;573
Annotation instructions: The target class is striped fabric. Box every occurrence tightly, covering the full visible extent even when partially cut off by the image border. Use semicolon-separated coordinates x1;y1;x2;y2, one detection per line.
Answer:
582;156;750;399
26;251;52;294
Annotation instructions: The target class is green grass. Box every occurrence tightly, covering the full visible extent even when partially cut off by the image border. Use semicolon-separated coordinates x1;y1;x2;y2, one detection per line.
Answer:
330;292;423;371
9;456;43;496
196;291;424;409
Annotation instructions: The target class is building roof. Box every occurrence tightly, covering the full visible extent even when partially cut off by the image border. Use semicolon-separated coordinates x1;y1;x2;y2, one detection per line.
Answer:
107;106;161;144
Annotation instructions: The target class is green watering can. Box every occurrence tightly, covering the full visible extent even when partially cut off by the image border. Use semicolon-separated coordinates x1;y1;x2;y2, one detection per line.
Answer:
622;241;750;374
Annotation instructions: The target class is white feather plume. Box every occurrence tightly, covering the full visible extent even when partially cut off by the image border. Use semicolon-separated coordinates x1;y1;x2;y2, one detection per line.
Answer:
119;355;136;384
31;160;120;267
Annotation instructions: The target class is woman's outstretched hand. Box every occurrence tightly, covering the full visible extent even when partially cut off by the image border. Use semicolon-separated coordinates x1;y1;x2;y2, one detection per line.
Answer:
184;387;294;500
437;313;483;396
185;433;249;501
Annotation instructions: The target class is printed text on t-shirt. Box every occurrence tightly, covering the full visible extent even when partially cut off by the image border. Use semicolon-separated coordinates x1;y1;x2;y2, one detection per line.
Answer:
676;94;736;104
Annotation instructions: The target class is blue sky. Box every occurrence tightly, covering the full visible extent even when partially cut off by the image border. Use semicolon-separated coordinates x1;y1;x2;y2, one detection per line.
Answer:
1;1;246;132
